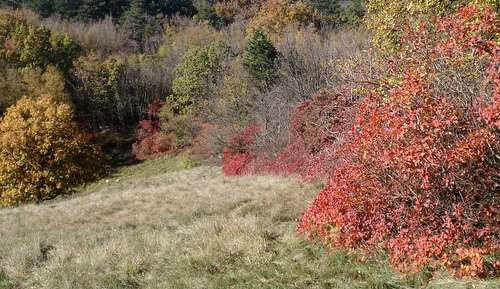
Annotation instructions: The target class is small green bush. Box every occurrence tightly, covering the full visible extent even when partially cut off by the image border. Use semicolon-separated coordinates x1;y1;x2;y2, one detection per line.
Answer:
169;40;231;114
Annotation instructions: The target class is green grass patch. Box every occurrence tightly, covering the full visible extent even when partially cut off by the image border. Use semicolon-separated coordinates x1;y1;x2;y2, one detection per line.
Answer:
110;154;201;179
0;270;14;289
78;154;201;194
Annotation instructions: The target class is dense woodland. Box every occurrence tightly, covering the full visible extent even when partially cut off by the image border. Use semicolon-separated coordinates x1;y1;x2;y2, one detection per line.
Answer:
0;0;499;280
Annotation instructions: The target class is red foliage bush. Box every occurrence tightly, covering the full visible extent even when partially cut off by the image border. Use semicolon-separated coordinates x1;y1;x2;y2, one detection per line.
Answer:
262;142;310;176
132;100;176;160
297;6;499;277
291;89;359;154
255;87;362;180
221;125;260;176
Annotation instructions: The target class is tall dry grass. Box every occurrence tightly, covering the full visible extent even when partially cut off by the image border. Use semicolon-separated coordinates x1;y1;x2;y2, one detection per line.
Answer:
0;157;496;289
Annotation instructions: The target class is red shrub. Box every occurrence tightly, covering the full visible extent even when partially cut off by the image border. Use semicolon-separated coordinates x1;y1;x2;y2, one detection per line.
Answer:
263;142;310;176
291;89;359;154
258;87;361;180
221;125;260;176
221;89;360;179
297;6;499;277
132;100;176;160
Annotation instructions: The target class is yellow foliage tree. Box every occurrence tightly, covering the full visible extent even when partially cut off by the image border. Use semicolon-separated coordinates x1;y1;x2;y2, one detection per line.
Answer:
365;0;499;51
0;95;102;206
21;65;70;103
214;0;265;22
0;65;69;114
247;0;318;37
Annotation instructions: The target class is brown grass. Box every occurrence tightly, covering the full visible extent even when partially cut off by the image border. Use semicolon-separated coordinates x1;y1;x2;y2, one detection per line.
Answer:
0;157;498;288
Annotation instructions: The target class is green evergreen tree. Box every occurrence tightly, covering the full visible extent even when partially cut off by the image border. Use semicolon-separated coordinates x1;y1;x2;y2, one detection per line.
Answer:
25;0;55;17
76;0;108;21
242;31;279;89
120;0;146;47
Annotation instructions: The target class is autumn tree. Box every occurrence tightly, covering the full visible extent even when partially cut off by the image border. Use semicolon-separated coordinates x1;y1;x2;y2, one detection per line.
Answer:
365;0;498;50
214;0;265;23
247;0;318;36
0;95;102;206
0;65;69;114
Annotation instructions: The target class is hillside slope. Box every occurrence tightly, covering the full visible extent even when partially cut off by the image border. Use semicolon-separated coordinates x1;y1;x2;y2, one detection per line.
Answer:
0;158;498;289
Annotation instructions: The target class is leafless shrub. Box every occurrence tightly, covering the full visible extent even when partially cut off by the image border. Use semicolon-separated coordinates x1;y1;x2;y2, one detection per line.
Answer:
117;56;171;123
252;27;372;156
41;16;133;56
277;25;371;99
157;17;247;82
251;85;298;156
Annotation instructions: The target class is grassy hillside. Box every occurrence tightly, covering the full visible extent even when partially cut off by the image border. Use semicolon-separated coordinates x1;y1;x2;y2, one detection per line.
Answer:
0;157;498;289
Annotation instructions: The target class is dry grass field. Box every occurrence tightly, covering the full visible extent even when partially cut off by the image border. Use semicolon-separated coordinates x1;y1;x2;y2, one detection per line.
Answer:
0;156;498;289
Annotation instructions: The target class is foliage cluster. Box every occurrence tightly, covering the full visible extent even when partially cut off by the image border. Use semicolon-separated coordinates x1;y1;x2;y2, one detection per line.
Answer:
221;5;500;277
246;0;318;36
309;0;365;28
0;95;101;206
0;10;80;71
169;40;231;115
131;100;175;160
365;0;499;51
130;39;234;159
71;54;169;130
0;64;69;114
221;124;259;176
213;0;265;23
0;1;498;282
